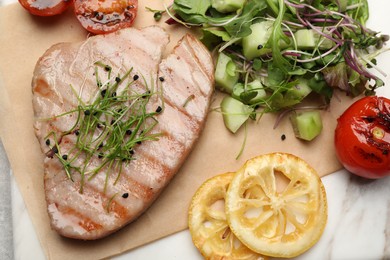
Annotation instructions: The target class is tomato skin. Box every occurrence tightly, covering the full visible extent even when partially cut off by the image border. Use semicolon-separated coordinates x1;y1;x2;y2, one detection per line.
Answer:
18;0;71;16
335;96;390;179
73;0;138;34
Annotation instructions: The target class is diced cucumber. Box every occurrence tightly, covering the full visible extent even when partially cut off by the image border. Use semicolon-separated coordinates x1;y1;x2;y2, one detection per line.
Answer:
283;78;312;106
215;52;239;94
211;0;245;13
242;21;273;60
246;79;266;104
271;78;312;109
232;83;245;100
290;110;323;141
294;29;334;50
221;96;253;133
232;80;267;105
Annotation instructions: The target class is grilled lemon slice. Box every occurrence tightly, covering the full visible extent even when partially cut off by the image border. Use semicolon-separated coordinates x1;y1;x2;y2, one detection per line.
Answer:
225;153;327;258
188;172;267;260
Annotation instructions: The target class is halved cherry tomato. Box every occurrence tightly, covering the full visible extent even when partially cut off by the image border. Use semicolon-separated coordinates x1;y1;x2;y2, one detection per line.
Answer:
73;0;138;34
335;96;390;179
18;0;71;16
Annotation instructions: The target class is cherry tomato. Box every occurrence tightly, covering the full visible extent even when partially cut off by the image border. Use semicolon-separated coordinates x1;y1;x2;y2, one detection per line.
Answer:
335;96;390;179
73;0;138;34
18;0;71;16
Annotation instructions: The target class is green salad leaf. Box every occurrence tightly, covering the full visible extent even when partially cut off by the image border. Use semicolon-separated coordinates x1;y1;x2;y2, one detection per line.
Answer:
173;0;211;23
223;0;267;38
169;0;388;135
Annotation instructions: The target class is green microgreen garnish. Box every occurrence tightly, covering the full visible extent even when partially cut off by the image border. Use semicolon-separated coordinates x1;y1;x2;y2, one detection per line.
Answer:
168;0;389;158
106;193;118;213
145;6;164;21
43;63;163;193
169;0;389;107
145;5;173;22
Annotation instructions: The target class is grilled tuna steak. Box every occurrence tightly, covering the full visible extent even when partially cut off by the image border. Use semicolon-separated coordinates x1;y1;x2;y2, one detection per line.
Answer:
32;26;214;240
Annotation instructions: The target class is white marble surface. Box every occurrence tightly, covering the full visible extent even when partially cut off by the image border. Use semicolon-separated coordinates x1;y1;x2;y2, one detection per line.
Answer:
2;0;390;259
11;169;390;260
0;141;13;260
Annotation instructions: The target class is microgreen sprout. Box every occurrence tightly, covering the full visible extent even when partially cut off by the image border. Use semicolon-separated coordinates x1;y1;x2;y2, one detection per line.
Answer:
170;0;388;156
145;5;172;22
43;64;163;193
171;0;388;107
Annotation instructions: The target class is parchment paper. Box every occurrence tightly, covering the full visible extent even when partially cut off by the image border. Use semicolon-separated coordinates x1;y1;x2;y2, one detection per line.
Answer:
0;1;362;259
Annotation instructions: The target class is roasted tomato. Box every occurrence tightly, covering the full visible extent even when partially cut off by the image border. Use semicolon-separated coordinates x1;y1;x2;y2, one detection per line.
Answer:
73;0;138;34
335;96;390;179
18;0;71;16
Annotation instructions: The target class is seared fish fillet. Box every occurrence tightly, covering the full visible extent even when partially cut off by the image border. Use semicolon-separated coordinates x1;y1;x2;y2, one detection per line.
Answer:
32;26;214;240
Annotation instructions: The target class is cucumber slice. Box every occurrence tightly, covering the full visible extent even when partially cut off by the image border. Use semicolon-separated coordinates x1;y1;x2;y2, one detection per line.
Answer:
290;110;323;141
271;78;312;109
294;29;334;50
211;0;245;13
246;79;266;104
232;83;245;100
232;80;266;105
283;78;312;106
215;52;239;94
242;21;273;60
221;96;253;133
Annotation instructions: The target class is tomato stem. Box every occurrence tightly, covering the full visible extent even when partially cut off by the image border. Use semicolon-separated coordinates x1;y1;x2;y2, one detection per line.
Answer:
372;126;385;140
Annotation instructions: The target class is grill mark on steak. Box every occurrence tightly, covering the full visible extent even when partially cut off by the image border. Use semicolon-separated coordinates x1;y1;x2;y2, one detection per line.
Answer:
32;27;214;240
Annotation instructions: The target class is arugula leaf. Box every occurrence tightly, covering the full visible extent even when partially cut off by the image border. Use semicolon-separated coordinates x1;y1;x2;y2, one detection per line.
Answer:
173;0;211;23
203;28;231;41
223;0;267;38
171;0;387;137
173;0;267;38
200;28;231;49
268;0;292;75
173;0;211;14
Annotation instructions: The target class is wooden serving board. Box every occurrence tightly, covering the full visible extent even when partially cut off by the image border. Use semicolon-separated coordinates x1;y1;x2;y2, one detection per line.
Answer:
0;1;364;259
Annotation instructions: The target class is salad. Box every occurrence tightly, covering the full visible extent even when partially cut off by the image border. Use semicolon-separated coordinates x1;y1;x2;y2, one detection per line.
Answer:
159;0;388;139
